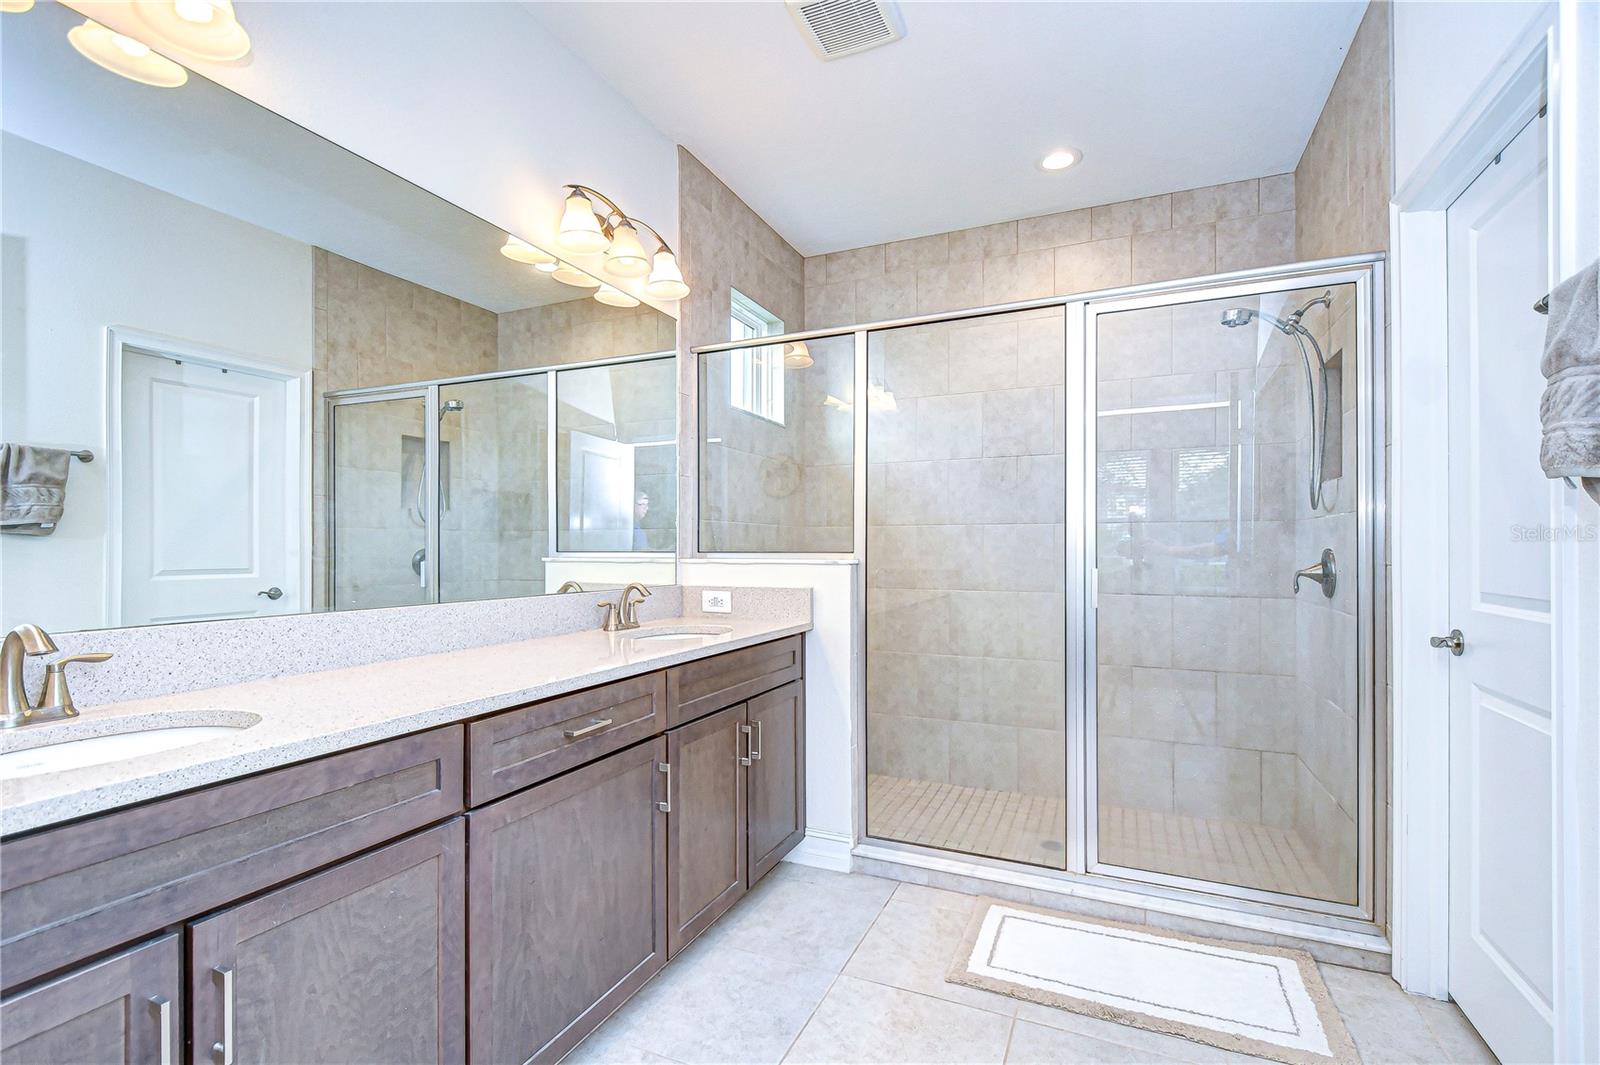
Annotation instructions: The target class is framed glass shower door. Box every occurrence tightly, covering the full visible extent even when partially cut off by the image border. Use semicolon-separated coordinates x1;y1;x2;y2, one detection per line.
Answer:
328;389;433;610
1083;266;1376;916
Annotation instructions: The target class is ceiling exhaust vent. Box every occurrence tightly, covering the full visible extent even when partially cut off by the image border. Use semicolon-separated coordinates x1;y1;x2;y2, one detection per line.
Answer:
787;0;903;61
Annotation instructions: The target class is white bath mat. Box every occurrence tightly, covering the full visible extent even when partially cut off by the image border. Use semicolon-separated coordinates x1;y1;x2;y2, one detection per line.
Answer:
948;900;1358;1065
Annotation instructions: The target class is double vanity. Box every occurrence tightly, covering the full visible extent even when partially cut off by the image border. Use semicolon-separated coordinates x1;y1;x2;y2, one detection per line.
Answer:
0;601;809;1065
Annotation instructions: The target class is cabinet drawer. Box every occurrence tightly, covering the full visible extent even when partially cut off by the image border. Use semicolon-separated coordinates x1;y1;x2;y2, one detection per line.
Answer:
0;727;463;990
666;636;803;728
467;673;666;805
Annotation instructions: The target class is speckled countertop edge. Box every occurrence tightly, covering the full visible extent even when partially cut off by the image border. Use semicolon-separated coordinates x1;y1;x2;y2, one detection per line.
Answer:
1;613;809;837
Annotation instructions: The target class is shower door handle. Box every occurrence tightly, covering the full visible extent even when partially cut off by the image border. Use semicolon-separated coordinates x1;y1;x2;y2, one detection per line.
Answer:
1293;548;1336;599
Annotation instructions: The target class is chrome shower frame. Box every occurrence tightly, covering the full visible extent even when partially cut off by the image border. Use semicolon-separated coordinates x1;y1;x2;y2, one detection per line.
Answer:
693;252;1387;940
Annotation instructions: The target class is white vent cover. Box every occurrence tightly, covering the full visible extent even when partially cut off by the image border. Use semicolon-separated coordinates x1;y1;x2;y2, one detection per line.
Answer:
787;0;903;60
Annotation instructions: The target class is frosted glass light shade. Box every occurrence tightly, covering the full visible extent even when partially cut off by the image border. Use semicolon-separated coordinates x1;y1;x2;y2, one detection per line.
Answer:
594;284;641;308
643;250;689;300
783;341;813;369
551;263;601;288
603;220;649;278
133;0;250;61
558;190;609;254
500;235;555;266
1;1;37;13
68;20;188;87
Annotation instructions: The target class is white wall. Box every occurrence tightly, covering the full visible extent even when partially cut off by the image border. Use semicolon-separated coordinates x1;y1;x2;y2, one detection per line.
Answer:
1392;1;1551;191
0;134;313;632
62;1;680;311
679;559;859;871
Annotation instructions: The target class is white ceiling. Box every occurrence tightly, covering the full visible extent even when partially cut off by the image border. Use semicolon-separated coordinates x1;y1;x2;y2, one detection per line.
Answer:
524;1;1367;256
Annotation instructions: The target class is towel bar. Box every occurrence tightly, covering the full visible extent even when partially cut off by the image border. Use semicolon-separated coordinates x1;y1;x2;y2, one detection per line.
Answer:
68;450;93;463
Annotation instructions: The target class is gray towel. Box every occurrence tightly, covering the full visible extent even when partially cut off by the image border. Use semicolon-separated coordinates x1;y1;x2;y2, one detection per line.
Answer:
0;444;74;536
1539;260;1600;504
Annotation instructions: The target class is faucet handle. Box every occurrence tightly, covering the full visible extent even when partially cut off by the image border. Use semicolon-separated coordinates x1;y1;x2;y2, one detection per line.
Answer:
597;602;621;633
40;652;112;718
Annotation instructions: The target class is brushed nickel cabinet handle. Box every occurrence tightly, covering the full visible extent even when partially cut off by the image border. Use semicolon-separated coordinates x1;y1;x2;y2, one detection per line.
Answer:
657;761;671;813
738;723;753;766
150;995;172;1065
751;720;763;762
562;717;614;740
212;966;234;1064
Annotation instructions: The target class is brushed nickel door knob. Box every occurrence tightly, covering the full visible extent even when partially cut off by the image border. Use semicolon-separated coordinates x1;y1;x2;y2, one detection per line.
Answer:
256;587;283;600
1429;628;1465;655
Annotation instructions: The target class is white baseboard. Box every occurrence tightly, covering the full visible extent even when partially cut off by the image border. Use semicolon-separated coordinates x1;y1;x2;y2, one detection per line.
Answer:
781;829;853;873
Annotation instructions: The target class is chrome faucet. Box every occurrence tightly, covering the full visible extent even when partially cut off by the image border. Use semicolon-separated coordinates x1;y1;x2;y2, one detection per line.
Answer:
2;624;113;728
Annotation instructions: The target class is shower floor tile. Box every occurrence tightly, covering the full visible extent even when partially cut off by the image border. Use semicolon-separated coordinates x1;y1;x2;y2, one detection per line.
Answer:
866;774;1339;900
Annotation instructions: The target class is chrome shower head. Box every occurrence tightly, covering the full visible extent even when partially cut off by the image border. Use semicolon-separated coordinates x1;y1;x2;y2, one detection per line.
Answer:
439;399;464;420
1220;308;1256;329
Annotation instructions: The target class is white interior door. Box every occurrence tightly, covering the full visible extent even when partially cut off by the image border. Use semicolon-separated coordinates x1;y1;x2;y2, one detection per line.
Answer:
120;348;298;624
566;430;635;551
1444;112;1554;1064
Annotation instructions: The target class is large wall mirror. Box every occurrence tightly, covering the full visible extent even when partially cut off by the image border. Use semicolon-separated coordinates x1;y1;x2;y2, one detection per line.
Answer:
0;1;677;633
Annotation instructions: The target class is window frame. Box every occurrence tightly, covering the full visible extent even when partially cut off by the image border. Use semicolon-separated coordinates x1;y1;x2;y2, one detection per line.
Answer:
729;289;786;425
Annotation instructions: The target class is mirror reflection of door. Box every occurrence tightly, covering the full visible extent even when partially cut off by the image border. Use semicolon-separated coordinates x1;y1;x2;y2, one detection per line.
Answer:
118;347;300;625
568;431;636;552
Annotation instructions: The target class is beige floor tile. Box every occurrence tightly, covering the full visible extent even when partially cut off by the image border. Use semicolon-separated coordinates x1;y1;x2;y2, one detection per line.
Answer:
698;864;896;973
890;881;981;913
783;976;1013;1064
1317;964;1454;1064
1005;1018;1199;1063
589;938;835;1064
1412;998;1497;1064
842;895;1018;1016
1013;1001;1267;1064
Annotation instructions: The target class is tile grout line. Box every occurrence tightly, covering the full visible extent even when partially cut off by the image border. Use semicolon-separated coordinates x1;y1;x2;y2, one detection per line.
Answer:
775;878;897;1064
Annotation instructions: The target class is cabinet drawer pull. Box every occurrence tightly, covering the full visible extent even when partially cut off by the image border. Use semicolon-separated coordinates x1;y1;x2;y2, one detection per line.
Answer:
657;761;671;813
562;717;614;740
738;723;754;767
150;995;173;1065
212;965;234;1064
751;720;763;762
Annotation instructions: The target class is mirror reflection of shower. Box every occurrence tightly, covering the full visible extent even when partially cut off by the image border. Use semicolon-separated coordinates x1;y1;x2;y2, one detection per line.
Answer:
411;399;465;528
1221;291;1334;510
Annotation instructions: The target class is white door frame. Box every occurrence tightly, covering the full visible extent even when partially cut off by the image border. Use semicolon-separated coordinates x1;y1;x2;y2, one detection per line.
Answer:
1390;5;1600;1059
105;327;312;626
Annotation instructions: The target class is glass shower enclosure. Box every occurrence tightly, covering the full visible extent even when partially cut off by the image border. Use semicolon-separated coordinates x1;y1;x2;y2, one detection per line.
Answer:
850;257;1382;926
325;353;675;612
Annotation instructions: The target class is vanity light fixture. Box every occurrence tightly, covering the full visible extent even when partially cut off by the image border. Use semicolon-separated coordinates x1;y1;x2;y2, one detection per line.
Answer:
1;1;36;13
550;262;601;288
499;234;557;267
133;0;250;61
782;341;814;369
68;18;188;87
1039;147;1081;171
557;184;690;300
594;284;641;309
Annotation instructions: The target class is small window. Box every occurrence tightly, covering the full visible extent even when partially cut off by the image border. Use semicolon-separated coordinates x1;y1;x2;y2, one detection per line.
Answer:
729;289;785;425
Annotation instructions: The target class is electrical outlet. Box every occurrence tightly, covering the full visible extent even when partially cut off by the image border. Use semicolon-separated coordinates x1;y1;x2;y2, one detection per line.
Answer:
701;589;732;614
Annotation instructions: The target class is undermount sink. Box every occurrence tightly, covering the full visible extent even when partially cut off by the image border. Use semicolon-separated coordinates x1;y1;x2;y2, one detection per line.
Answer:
0;711;260;780
620;624;734;643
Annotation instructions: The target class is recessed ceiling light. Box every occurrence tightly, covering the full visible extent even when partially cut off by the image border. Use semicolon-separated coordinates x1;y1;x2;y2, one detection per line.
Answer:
1039;148;1081;172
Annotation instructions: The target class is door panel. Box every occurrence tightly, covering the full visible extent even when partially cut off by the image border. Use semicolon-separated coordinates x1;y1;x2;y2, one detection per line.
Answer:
468;738;667;1065
0;934;178;1065
667;703;748;955
1445;111;1554;1064
121;350;294;624
748;680;805;883
189;821;466;1065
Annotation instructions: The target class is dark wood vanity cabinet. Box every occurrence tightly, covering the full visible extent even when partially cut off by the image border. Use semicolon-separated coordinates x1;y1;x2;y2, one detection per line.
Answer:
0;934;180;1065
0;635;806;1065
665;703;750;955
188;821;466;1065
467;738;668;1065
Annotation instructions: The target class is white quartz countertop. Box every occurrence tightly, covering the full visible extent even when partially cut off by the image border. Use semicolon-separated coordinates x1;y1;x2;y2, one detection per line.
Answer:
0;615;809;836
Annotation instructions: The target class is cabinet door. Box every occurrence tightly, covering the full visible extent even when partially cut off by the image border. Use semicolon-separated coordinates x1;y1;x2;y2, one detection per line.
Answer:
0;934;179;1065
666;703;748;956
189;821;466;1065
468;737;668;1065
747;680;806;884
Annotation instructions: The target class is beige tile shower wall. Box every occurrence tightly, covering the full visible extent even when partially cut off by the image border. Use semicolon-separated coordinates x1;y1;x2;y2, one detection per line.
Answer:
311;250;499;609
803;174;1297;328
675;148;810;555
497;298;675;369
1293;0;1392;914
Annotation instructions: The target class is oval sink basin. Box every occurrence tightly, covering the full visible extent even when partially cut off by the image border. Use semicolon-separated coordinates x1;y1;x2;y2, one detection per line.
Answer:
621;624;734;643
0;712;259;780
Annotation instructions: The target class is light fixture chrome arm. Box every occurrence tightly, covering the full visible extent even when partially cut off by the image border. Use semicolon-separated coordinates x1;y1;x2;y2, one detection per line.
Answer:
562;183;680;257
